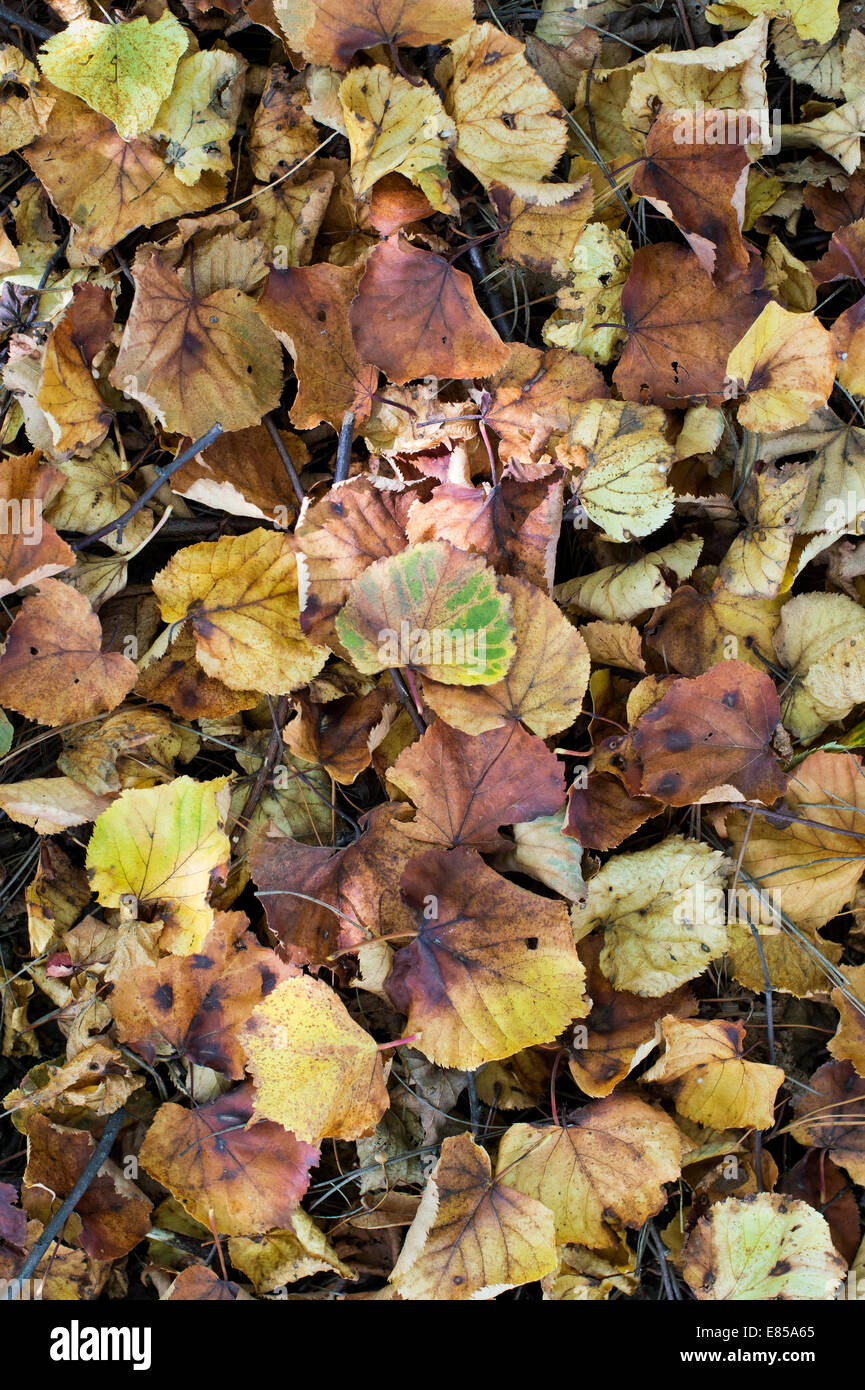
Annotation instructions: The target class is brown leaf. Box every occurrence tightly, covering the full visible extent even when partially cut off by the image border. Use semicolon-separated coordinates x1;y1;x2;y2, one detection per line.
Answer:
0;453;73;599
790;1060;865;1185
387;846;588;1068
139;1083;319;1236
109;911;293;1079
23;89;223;259
0;580;137;727
614;243;769;407
631;111;752;282
257;261;378;429
619;661;787;806
350;235;509;385
389;720;565;851
111;253;283;436
279;0;475;69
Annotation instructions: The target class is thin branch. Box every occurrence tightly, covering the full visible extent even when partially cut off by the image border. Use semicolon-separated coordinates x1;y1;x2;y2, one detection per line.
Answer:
0;3;53;40
388;668;426;735
8;1108;126;1295
71;423;224;551
263;414;304;505
334;411;356;485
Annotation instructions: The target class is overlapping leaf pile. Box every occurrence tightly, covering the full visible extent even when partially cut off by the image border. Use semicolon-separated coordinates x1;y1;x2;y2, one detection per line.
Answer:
1;0;865;1303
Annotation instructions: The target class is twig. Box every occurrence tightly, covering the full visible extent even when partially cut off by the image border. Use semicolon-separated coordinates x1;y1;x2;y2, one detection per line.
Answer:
7;1108;126;1296
673;0;695;47
388;668;426;735
467;1071;481;1137
233;694;289;841
263;413;304;505
0;2;53;40
334;411;356;484
71;423;224;551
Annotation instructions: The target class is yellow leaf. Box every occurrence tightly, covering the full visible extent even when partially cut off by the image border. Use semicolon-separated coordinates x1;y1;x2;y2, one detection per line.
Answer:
726;301;837;433
706;0;839;45
683;1193;846;1299
149;49;247;187
86;776;231;954
774;591;865;739
574;835;729;996
39;12;188;140
437;22;567;190
495;1096;682;1246
238;975;389;1143
565;399;675;542
153;529;329;695
643;1016;785;1128
390;1132;557;1299
339;66;456;214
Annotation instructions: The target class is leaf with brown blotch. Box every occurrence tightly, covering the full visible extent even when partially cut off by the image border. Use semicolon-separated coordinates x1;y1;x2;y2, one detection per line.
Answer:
248;66;319;183
239;975;389;1143
139;1082;319;1237
726;750;865;933
631;111;752;283
0;454;73;599
250;802;419;971
257;261;379;430
37;283;113;457
790;1060;865;1185
110;253;283;437
569;934;698;1098
171;424;305;526
645;577;786;678
23;90;223;260
565;773;662;852
389;720;565;851
294;478;406;645
390;1132;557;1300
643;1017;785;1130
485;343;608;464
23;1114;152;1261
495;1096;683;1247
109;911;293;1079
629;661;787;806
136;627;259;721
725;301;838;434
0;580;137;727
613;243;769;408
276;0;475;69
387;846;588;1069
422;575;589;736
682;1193;846;1301
152;529;329;695
490;179;593;279
350;236;509;385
